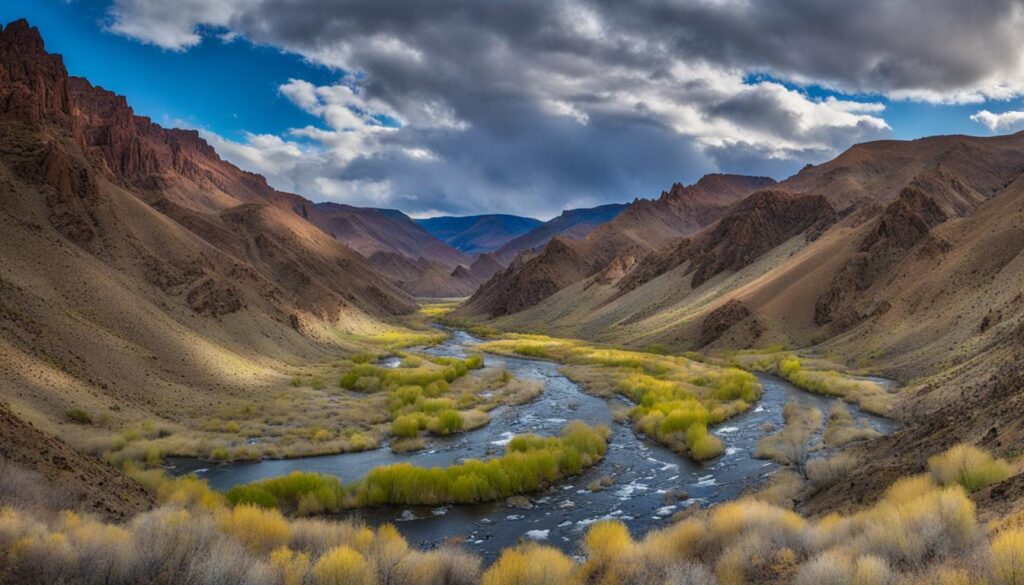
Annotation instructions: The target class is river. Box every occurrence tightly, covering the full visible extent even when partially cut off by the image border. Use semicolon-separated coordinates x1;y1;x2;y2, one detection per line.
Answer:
170;328;896;559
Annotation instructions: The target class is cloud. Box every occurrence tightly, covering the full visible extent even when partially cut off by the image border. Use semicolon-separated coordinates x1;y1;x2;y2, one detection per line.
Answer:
106;0;963;215
970;109;1024;132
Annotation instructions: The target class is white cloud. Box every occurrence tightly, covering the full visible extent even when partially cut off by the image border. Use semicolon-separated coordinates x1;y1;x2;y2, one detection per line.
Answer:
108;0;917;215
970;109;1024;132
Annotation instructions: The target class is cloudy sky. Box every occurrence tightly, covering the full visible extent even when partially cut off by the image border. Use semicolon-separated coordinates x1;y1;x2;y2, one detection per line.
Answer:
6;1;1024;218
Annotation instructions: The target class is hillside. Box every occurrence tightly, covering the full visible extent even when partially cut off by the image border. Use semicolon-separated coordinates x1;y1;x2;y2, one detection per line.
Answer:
494;203;627;261
0;19;416;473
458;174;775;318
462;135;1024;371
453;131;1024;517
417;213;542;255
314;202;470;267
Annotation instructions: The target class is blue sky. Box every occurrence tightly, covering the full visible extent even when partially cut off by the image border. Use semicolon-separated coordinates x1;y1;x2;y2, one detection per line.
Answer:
4;0;1024;218
0;0;335;139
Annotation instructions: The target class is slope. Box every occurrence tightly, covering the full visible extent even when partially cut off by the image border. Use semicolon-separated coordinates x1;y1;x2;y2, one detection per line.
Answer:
0;19;414;459
494;203;626;261
458;174;776;318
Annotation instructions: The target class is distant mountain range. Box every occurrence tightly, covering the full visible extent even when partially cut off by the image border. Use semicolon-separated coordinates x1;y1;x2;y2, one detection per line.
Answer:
494;203;627;262
417;214;543;255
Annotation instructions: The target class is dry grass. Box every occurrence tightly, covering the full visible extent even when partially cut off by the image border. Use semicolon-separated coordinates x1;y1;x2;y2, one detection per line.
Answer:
0;444;1020;585
755;402;822;476
774;356;893;415
824;401;881;447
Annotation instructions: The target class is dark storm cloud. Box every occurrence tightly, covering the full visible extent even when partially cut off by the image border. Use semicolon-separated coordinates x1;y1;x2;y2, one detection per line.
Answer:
107;0;1024;215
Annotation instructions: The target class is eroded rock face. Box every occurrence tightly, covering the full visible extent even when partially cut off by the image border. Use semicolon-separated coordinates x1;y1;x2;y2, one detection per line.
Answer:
860;187;948;253
699;299;762;348
815;187;949;327
618;190;837;293
187;278;244;316
471;237;599;317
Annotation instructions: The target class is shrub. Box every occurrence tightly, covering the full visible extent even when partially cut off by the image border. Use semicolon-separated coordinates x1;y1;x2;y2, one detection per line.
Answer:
928;444;1012;492
755;402;822;475
357;422;609;506
390;414;424;438
271;547;312;585
66;408;92;424
993;530;1024;585
465;352;485;369
218;505;291;554
313;545;375;585
482;543;576;585
583;520;634;582
226;472;346;514
807;453;859;488
428;410;463;436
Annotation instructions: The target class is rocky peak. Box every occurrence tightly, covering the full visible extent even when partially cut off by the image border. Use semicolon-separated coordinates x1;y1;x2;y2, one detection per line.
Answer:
0;19;75;125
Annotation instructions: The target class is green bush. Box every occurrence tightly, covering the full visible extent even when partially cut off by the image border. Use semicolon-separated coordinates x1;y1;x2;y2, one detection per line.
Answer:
357;421;609;506
391;414;424;438
66;409;92;424
428;410;463;436
226;471;346;514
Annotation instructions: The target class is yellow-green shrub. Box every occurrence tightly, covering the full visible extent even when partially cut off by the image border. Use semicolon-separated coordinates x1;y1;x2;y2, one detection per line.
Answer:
226;471;346;514
357;422;609;506
217;505;291;554
993;530;1024;585
313;545;375;585
482;543;576;585
928;444;1012;493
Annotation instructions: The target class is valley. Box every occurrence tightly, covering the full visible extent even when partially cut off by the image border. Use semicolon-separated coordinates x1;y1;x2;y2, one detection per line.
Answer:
3;12;1024;585
167;326;896;559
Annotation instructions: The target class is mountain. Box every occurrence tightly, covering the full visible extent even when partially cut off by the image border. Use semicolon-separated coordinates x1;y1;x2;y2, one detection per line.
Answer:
454;133;1024;513
495;203;626;262
0;19;414;471
313;202;470;267
458;174;775;318
365;251;506;298
460;133;1024;379
417;214;542;254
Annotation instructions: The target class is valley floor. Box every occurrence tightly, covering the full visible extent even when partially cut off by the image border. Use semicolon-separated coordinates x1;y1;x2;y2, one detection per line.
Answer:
4;310;1024;585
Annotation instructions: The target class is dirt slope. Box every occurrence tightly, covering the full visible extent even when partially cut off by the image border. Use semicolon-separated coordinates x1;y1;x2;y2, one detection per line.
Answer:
0;401;152;520
313;202;470;267
0;19;415;456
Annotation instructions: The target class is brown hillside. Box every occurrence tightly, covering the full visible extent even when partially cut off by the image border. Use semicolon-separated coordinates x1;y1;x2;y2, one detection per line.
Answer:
0;401;152;520
457;173;775;318
0;19;413;458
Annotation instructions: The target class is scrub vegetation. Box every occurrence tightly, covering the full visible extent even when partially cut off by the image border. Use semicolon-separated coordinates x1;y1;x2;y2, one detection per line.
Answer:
87;323;547;468
1;444;1018;585
225;421;610;511
755;402;823;477
737;353;894;415
479;334;760;460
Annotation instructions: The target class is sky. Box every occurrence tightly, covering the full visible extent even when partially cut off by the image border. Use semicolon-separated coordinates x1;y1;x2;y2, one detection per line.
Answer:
4;1;1024;219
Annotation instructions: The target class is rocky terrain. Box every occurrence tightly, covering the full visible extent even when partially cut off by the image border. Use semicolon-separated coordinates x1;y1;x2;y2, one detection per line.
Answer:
0;18;421;501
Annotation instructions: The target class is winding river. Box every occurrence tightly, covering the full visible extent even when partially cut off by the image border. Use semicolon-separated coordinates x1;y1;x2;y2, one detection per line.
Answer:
171;328;896;559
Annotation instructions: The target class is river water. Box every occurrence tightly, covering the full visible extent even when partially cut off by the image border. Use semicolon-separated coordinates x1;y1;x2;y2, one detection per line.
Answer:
170;328;896;559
